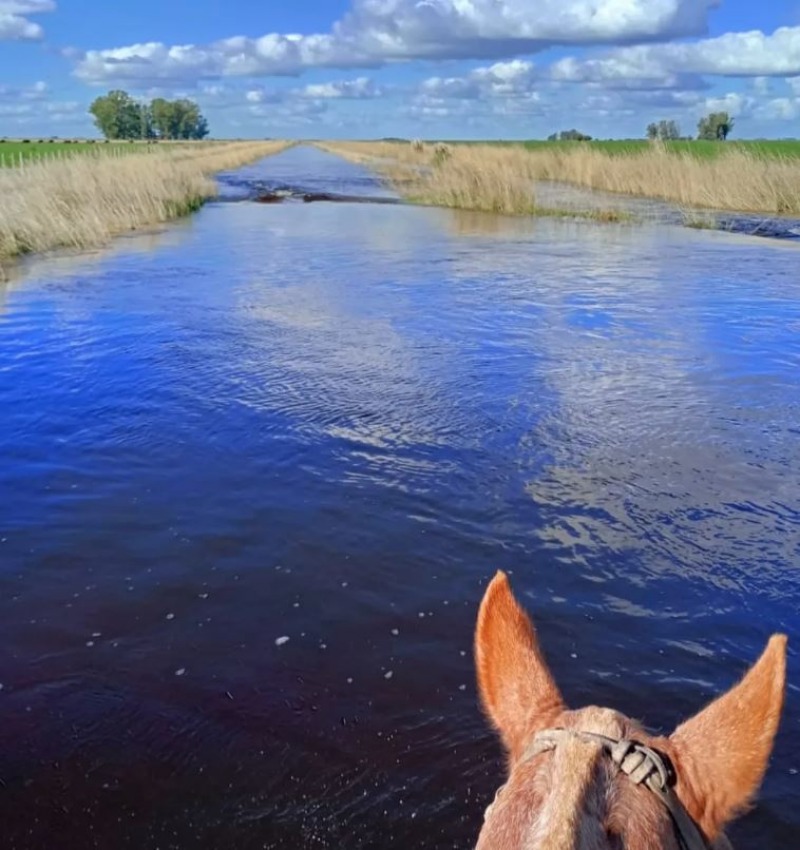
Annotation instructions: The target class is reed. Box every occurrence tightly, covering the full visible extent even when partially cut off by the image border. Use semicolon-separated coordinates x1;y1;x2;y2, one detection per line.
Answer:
316;140;538;214
316;140;800;217
528;142;800;215
0;141;291;260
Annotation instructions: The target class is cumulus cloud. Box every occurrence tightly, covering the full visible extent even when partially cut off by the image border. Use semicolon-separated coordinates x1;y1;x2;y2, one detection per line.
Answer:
245;88;278;104
550;26;800;91
0;80;48;100
0;0;55;40
298;76;381;99
700;91;754;116
0;98;80;124
244;76;380;106
754;97;799;121
410;60;544;124
331;0;717;58
237;76;382;129
72;0;718;84
421;59;536;99
651;26;800;76
248;96;329;126
549;54;707;91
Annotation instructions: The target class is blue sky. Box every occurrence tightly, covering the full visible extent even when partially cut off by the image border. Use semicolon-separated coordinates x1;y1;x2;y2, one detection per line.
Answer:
2;0;800;139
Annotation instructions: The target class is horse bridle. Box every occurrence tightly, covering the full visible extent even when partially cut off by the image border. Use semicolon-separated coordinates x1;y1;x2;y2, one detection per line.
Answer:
493;728;712;850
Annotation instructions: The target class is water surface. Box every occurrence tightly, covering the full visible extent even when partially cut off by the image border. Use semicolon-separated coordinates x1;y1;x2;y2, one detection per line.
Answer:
1;146;799;848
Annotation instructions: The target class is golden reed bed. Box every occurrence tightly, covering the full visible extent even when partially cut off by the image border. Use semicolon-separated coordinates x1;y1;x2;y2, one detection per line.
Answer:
0;141;292;261
315;140;800;219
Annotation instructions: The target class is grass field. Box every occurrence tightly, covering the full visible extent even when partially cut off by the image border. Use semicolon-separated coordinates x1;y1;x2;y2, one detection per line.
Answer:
0;139;227;167
494;139;800;159
0;140;139;166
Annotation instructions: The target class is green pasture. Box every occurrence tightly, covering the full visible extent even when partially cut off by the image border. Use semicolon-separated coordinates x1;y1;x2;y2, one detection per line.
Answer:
0;139;149;166
518;139;800;158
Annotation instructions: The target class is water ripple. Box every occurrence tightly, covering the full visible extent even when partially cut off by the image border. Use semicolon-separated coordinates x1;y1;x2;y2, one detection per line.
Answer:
1;146;799;848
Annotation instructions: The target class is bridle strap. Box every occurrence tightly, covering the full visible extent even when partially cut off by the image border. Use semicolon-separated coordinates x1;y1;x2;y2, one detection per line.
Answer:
525;729;711;850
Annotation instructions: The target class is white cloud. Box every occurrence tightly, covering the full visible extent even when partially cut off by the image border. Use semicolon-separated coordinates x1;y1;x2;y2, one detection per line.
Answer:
246;89;270;104
551;26;800;91
549;54;707;91
421;60;536;100
700;91;754;117
0;0;54;40
332;0;717;56
244;76;380;106
657;26;800;76
44;99;80;115
0;103;32;116
243;79;384;127
247;96;329;126
0;98;79;122
405;96;476;120
0;80;48;100
409;61;545;125
752;76;771;95
298;76;380;99
754;97;800;121
72;0;718;85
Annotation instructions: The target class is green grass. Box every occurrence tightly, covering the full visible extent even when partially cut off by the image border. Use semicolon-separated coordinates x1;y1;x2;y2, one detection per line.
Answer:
438;138;800;159
517;139;800;159
0;140;140;166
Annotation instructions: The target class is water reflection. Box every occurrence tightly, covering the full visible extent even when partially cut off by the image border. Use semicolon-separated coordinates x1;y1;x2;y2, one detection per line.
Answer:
444;207;541;238
0;223;194;290
0;145;798;849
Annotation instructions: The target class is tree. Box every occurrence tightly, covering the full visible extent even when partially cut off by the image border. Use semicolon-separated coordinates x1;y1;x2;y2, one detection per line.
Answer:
172;99;209;140
89;90;145;140
150;97;176;139
698;111;735;141
647;119;681;141
553;129;592;141
90;91;210;141
151;98;209;140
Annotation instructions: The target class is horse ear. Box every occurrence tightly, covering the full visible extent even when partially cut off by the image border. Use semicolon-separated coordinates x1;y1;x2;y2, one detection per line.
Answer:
475;571;565;761
668;634;787;841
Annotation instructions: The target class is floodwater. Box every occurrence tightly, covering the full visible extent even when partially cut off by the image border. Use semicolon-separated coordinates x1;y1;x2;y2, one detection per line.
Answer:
1;145;799;849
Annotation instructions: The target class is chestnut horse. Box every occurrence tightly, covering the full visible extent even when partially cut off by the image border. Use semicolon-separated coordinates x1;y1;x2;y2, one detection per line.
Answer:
474;572;787;850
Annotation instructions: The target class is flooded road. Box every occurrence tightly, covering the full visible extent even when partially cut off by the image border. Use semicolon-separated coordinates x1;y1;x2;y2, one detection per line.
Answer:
1;145;799;848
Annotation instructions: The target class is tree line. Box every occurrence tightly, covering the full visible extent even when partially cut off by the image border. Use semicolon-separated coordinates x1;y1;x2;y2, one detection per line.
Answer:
647;112;735;141
547;112;736;144
89;90;209;141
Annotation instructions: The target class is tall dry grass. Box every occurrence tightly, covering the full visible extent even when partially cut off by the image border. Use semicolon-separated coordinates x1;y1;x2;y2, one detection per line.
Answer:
316;140;800;217
530;142;800;215
316;140;538;214
0;141;291;261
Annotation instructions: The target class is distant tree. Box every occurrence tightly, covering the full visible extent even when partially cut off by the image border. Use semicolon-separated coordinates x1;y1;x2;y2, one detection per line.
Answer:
554;129;592;141
660;119;681;140
150;97;176;139
698;111;735;141
647;119;681;141
90;91;209;141
89;90;145;140
168;98;210;140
